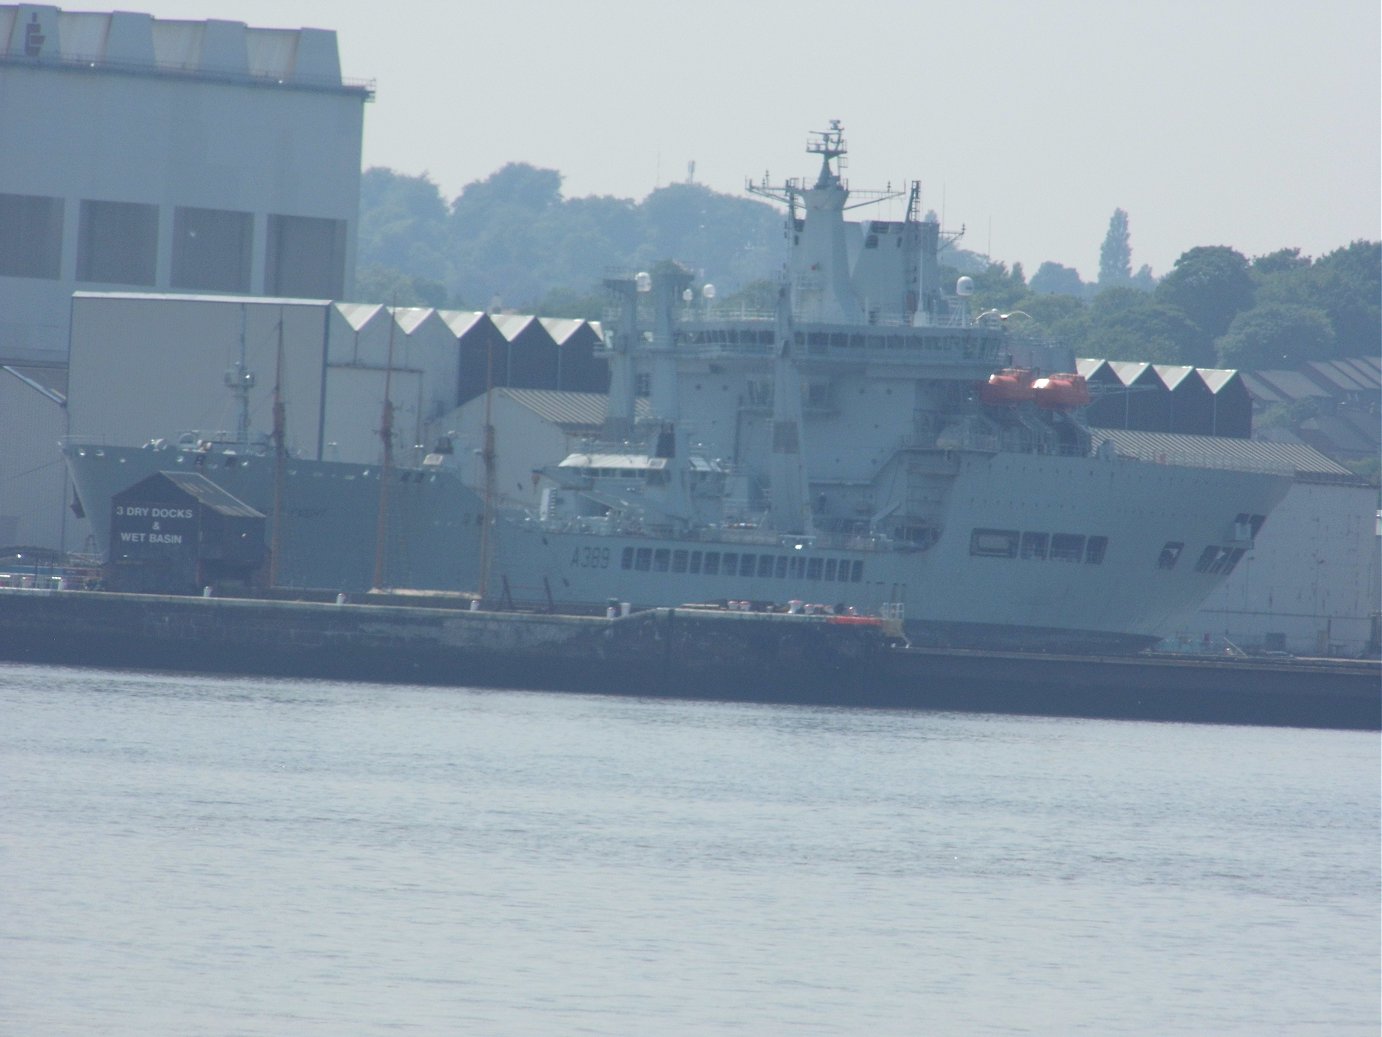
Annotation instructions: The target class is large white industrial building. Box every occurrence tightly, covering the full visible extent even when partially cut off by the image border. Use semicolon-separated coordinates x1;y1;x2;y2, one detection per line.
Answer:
55;293;605;553
0;3;370;548
0;4;370;361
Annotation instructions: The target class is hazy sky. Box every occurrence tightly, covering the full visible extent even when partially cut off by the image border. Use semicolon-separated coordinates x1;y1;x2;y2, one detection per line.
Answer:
137;0;1379;280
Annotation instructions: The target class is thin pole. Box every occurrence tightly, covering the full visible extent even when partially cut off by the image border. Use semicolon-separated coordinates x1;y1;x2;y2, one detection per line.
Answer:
270;308;286;588
477;326;496;601
373;306;396;590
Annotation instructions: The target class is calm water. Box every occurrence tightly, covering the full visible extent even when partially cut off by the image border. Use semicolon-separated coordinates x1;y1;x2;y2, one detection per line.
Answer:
2;663;1377;1036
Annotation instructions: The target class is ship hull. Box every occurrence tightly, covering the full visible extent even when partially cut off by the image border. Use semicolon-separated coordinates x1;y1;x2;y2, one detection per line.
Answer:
65;442;1289;652
63;441;485;594
489;451;1289;651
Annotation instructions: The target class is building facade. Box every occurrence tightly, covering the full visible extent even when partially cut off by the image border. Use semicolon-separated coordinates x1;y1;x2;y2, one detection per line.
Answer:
0;4;370;361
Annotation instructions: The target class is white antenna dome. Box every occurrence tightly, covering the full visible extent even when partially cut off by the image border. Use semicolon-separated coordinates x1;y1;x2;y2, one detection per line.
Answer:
702;283;716;300
956;276;974;297
635;271;652;293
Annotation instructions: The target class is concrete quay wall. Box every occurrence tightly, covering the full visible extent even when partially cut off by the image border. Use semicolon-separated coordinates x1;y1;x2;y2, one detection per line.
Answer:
1;590;1375;730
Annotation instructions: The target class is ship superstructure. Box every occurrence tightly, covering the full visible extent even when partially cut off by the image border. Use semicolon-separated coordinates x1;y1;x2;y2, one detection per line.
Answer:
496;122;1289;649
63;122;1291;651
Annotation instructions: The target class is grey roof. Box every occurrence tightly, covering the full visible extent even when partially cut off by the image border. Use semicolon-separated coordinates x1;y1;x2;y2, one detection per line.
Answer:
1252;370;1332;401
1196;368;1242;394
1089;428;1354;478
439;310;489;338
1238;372;1286;404
1075;358;1106;378
1;365;66;403
1105;361;1154;386
1301;414;1380;456
490;314;537;341
559;453;668;471
157;472;265;518
1301;361;1369;393
0;6;364;94
1152;364;1198;391
539;317;597;346
499;388;652;431
1335;357;1381;389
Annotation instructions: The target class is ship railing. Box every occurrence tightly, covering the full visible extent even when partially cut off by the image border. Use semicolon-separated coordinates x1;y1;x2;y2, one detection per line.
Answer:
935;431;1002;453
1108;446;1296;476
528;515;895;553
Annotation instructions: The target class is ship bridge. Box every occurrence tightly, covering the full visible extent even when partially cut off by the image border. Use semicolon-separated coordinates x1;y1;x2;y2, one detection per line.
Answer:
672;318;1004;378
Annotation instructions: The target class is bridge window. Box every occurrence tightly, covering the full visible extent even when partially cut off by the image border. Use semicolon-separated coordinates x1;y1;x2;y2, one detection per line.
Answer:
970;528;1019;558
1050;534;1085;562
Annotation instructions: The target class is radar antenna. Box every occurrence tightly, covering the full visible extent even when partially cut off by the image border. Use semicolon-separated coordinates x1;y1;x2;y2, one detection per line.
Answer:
806;118;848;186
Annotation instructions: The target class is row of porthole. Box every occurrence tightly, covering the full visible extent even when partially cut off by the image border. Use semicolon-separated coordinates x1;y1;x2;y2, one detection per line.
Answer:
621;546;864;583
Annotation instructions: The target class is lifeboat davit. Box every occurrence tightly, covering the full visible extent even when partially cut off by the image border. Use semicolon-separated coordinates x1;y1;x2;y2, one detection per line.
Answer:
979;368;1035;406
1031;373;1091;410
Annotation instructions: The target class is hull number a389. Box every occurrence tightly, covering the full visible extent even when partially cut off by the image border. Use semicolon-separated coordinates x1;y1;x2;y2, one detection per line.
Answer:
571;546;611;569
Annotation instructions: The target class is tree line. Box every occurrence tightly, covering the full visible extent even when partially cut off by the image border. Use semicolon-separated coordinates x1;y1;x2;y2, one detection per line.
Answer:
357;167;1380;371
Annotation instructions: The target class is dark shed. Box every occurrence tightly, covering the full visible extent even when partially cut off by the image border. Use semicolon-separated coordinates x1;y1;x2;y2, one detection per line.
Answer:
1195;369;1252;437
108;471;266;593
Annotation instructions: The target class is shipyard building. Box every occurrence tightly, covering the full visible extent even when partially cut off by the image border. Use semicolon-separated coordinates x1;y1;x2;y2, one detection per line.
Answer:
0;3;369;548
0;4;368;359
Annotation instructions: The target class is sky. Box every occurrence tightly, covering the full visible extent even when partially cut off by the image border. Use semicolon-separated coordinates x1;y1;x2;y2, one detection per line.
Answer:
134;0;1379;281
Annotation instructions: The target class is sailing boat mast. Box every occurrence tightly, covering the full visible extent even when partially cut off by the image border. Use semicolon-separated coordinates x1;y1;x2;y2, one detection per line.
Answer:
225;303;255;446
269;308;286;588
372;307;397;591
476;320;497;601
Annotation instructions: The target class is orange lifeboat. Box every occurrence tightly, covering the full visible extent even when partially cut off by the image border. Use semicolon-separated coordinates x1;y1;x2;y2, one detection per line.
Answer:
1030;373;1091;410
979;368;1035;406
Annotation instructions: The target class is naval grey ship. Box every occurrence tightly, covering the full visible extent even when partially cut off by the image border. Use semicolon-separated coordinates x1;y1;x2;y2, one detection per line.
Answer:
64;123;1290;651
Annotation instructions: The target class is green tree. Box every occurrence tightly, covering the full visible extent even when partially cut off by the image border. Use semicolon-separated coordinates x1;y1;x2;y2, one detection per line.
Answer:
1080;287;1206;364
1308;241;1381;357
1029;261;1085;297
1098;209;1132;286
1130;264;1157;292
1251;240;1380;359
351;265;450;308
1252;247;1310;276
533;286;605;321
357;168;452;283
967;261;1030;312
1019;292;1086;328
1214;303;1336;369
1154;245;1254;351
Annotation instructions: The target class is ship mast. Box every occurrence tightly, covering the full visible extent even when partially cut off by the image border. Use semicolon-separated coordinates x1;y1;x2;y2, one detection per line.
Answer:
747;120;908;324
269;308;286;588
476;321;497;602
768;284;813;535
601;276;639;444
225;303;255;445
372;307;396;591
